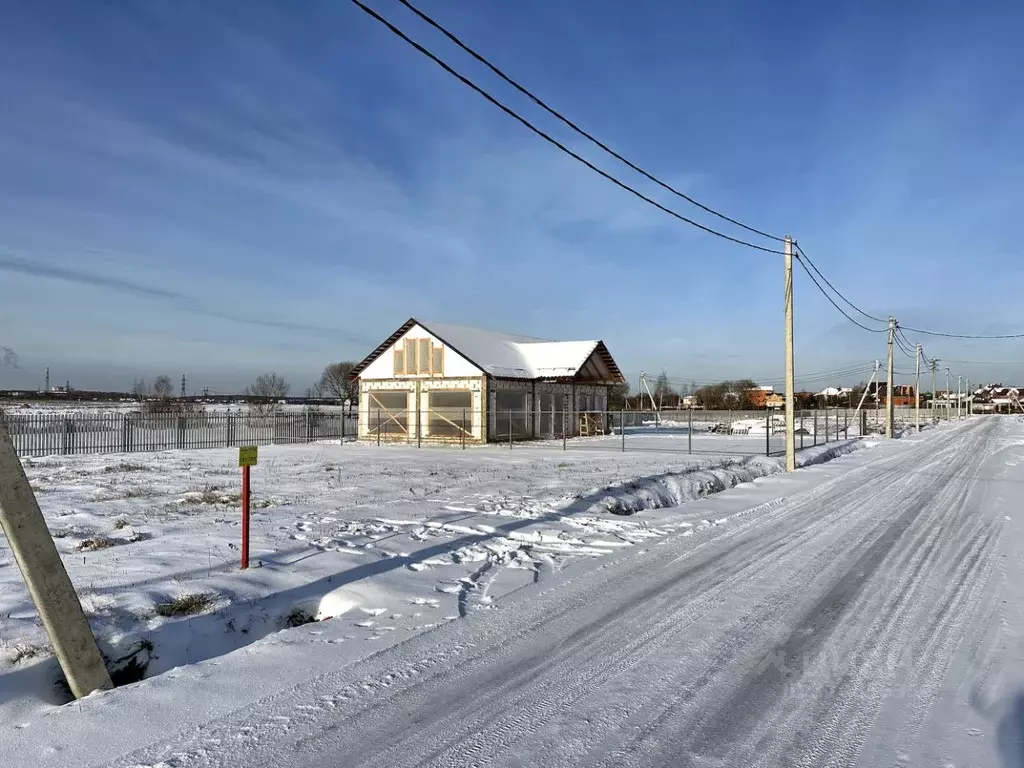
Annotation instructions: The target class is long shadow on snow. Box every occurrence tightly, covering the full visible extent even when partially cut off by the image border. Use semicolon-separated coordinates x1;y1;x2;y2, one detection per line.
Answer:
27;454;803;703
998;692;1024;767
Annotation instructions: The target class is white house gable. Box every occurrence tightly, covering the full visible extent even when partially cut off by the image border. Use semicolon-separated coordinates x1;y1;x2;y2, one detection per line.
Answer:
360;323;483;380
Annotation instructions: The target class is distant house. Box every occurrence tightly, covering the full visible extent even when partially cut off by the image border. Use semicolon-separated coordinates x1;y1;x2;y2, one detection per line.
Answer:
765;393;785;409
867;382;917;407
349;318;625;443
747;386;775;409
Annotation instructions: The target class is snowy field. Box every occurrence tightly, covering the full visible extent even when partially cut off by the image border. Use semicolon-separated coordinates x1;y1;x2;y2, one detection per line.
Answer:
5;417;1021;767
0;438;857;730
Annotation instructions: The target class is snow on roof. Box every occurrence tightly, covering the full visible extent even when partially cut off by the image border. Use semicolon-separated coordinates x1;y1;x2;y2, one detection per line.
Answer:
353;318;623;381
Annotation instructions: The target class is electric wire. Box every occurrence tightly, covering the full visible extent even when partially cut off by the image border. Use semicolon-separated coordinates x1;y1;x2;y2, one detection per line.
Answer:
792;254;888;333
348;0;787;255
793;243;888;325
395;0;784;243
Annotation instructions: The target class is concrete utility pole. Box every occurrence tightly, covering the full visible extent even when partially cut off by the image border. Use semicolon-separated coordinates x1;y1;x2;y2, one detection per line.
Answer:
886;317;896;438
931;360;939;423
957;375;963;419
784;236;796;471
915;343;921;433
0;420;112;698
945;368;952;421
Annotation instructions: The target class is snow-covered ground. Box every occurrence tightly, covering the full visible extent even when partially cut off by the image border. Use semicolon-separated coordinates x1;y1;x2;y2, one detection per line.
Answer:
6;416;1021;767
0;438;856;732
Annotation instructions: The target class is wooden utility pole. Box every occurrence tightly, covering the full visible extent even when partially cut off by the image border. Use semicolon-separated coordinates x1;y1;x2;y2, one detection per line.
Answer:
966;378;971;416
784;236;795;471
0;419;112;698
915;343;921;433
886;317;896;438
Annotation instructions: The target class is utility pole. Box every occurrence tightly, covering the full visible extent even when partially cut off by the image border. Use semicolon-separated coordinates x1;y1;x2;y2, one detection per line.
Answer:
966;377;971;417
931;360;938;423
945;368;952;421
0;420;112;698
784;236;795;471
886;317;896;438
915;344;921;433
957;375;963;419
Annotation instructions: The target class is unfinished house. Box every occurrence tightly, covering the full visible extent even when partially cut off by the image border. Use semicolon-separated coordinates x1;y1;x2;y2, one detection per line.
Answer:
349;318;625;444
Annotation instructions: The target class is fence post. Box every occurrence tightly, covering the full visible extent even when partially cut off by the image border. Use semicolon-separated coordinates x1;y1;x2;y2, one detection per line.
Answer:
177;416;185;450
462;408;467;450
63;418;73;456
765;409;770;457
688;407;693;455
417;405;422;449
825;408;830;444
121;415;129;453
800;411;804;450
563;405;567;451
227;414;234;447
305;410;311;444
377;409;382;447
814;410;818;446
509;409;513;451
861;410;867;436
621;409;626;452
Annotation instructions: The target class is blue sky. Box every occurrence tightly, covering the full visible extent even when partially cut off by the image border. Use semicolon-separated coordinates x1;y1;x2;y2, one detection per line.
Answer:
1;0;1023;394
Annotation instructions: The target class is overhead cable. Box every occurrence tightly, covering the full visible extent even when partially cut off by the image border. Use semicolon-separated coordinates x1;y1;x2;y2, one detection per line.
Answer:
792;254;888;333
348;0;786;255
793;243;888;325
395;0;784;243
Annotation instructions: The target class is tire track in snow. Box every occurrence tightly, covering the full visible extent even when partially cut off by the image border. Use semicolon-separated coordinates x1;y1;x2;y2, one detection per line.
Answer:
104;421;998;768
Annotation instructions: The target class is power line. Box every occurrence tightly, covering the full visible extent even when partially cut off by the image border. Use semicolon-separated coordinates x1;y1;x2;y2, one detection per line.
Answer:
348;0;786;255
793;243;888;325
792;254;888;333
898;324;1024;340
395;0;784;244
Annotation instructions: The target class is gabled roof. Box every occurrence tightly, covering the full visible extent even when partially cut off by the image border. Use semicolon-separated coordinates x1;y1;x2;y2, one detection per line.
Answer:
350;318;624;382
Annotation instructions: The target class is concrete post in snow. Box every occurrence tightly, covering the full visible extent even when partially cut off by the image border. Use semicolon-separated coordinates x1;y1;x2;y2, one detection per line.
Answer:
0;418;112;698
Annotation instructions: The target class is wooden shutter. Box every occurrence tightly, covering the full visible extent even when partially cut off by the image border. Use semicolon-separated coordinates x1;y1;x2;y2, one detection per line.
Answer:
431;345;443;376
394;347;405;375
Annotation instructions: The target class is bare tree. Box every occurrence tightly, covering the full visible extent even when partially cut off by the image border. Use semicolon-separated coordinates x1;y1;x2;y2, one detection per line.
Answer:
131;379;149;401
152;375;174;400
247;372;290;399
1;346;18;369
246;372;290;418
318;362;358;403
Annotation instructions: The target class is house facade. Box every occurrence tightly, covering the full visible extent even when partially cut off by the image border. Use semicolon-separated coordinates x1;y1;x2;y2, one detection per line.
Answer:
349;318;625;444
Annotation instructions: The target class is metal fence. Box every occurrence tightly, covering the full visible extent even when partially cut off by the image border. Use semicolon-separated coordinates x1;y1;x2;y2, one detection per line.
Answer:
4;411;358;458
363;407;870;457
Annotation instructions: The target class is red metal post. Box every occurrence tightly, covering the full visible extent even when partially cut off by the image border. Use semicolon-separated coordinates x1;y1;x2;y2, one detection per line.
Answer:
241;465;250;570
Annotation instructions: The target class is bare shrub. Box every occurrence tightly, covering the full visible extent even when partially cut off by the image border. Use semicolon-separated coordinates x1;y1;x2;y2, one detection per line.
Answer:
154;592;216;617
78;537;115;551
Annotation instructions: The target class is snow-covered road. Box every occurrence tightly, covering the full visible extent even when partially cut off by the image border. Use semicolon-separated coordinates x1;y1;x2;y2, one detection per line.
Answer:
9;416;1024;767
